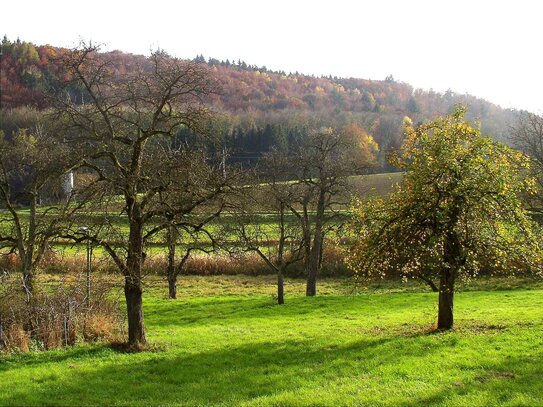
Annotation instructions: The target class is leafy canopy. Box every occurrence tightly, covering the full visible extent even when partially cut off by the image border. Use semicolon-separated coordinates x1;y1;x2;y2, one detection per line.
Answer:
348;106;541;281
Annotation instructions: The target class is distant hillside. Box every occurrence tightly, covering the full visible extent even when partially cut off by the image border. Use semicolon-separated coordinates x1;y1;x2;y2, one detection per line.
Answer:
0;37;521;169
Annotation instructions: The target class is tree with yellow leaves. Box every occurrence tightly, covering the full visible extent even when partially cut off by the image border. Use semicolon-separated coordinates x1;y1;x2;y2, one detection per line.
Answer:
348;106;541;330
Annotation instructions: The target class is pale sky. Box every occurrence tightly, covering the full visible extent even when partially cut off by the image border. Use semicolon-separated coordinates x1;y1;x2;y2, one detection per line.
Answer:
3;0;542;112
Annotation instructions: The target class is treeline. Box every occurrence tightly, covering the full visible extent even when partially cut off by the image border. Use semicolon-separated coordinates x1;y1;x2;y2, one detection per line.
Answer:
0;37;521;169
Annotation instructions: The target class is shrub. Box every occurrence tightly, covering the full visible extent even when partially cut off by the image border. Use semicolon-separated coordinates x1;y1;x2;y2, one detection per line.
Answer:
0;274;123;352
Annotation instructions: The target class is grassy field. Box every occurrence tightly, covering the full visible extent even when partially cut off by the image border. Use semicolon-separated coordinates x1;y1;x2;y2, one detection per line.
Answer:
348;171;403;198
3;171;403;244
1;275;542;406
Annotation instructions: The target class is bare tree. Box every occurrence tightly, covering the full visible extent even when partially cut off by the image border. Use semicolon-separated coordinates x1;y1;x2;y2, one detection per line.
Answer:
164;224;217;299
53;43;218;348
0;113;78;299
156;148;229;299
228;151;305;304
288;126;377;296
510;111;543;210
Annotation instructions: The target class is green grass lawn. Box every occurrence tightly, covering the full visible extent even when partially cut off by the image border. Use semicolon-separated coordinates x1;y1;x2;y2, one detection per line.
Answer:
1;275;542;406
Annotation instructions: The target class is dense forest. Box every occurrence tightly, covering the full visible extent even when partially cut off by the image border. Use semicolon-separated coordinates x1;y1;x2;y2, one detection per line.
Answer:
0;36;521;169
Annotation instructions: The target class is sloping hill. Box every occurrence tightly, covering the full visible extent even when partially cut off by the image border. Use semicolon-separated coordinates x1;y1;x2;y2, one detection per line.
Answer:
0;37;520;169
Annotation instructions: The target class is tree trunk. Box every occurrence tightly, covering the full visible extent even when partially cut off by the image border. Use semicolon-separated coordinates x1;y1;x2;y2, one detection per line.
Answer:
168;276;177;300
306;191;325;297
306;228;320;296
305;239;319;296
437;268;454;330
166;224;177;299
277;267;284;305
21;193;37;300
125;213;147;348
124;278;146;347
306;266;317;296
22;264;34;300
437;228;461;330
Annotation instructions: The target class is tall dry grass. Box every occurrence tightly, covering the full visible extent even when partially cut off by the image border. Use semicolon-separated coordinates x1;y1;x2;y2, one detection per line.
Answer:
0;273;123;352
0;245;351;278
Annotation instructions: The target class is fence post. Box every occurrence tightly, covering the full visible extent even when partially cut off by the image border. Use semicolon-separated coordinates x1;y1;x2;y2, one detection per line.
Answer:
63;315;68;347
86;236;91;307
0;319;4;349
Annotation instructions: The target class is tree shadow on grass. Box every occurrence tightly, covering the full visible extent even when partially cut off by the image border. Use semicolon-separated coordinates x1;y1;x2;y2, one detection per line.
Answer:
0;335;442;406
0;344;115;371
2;327;541;406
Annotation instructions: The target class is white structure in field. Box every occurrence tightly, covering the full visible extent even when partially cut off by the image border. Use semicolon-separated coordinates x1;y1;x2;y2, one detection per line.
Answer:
62;171;74;197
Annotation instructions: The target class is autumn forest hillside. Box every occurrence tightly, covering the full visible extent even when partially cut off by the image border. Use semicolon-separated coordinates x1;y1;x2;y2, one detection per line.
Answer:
0;37;520;169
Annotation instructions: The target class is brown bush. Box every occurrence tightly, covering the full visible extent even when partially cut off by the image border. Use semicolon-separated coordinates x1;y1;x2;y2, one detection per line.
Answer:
83;314;119;341
142;244;350;278
0;254;19;277
39;251;118;276
0;275;123;353
185;253;266;276
4;323;30;352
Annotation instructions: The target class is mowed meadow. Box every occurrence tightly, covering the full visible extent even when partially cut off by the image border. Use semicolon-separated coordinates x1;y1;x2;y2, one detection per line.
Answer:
0;276;542;406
